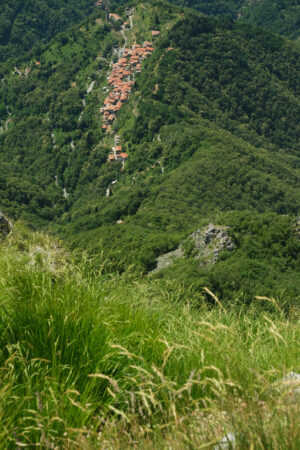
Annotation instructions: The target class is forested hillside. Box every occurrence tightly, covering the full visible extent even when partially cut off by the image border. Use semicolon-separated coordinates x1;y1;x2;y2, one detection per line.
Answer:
0;0;300;305
0;0;100;65
240;0;300;40
170;0;300;39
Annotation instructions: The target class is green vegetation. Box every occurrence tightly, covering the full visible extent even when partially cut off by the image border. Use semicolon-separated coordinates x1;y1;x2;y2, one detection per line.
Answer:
0;0;95;66
1;2;300;446
169;0;244;18
151;212;300;308
0;8;117;224
170;0;300;39
240;0;300;40
0;225;299;447
0;2;299;305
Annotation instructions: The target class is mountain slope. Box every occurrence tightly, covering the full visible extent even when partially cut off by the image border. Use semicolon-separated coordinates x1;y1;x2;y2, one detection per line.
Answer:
0;0;101;66
240;0;300;40
170;0;300;39
1;2;300;445
57;9;300;304
0;1;300;304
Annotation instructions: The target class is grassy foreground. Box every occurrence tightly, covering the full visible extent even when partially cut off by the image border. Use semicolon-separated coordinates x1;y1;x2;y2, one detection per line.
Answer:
0;226;299;448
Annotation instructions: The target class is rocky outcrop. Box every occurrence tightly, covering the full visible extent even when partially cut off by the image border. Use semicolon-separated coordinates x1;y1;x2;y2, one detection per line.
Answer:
183;224;235;265
0;212;12;237
150;224;235;274
150;247;184;274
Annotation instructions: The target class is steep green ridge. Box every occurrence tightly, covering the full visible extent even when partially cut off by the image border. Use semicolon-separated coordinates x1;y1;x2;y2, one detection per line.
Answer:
0;14;113;224
170;0;300;39
1;7;299;223
0;0;97;66
240;0;300;40
0;1;181;226
169;0;244;17
0;1;300;304
59;12;300;298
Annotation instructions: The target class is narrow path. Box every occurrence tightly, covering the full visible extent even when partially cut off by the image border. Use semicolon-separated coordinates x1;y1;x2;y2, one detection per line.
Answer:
55;176;70;200
51;132;56;147
78;80;96;122
158;160;164;174
86;80;95;94
121;28;127;48
70;141;75;151
62;188;69;199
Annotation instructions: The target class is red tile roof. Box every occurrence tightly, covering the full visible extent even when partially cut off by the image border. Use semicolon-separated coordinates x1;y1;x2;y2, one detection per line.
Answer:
109;13;122;21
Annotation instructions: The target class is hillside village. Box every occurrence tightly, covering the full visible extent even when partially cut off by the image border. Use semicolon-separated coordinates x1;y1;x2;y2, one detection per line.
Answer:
101;41;154;135
98;11;159;164
101;40;155;163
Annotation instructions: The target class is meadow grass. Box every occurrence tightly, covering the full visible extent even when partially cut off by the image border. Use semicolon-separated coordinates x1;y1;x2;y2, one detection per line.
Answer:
0;226;299;448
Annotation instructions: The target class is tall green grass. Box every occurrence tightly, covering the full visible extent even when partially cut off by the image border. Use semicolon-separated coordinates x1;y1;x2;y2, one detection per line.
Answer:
0;226;299;448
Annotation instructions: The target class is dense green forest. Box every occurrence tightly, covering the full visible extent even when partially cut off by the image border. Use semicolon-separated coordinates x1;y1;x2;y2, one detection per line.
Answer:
0;0;133;72
169;0;300;39
0;0;298;72
61;10;300;305
240;0;300;40
0;0;96;64
169;0;244;17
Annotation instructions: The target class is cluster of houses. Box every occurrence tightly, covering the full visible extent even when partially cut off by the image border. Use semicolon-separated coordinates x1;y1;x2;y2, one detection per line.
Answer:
107;136;128;163
100;40;154;133
101;40;157;162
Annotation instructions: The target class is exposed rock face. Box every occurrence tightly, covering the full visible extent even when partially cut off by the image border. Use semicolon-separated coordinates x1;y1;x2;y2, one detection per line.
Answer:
184;224;235;265
150;247;184;274
150;224;235;274
0;212;12;237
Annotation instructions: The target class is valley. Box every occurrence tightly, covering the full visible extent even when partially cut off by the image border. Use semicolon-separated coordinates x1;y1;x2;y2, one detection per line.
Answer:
0;1;299;446
0;1;299;299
